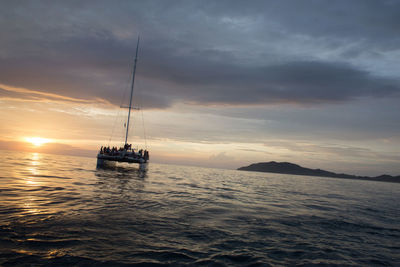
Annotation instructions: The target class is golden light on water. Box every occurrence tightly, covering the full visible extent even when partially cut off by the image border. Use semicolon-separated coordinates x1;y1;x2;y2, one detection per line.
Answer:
25;137;52;147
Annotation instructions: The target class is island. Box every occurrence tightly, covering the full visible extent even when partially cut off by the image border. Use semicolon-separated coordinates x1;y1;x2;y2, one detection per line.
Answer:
237;161;400;183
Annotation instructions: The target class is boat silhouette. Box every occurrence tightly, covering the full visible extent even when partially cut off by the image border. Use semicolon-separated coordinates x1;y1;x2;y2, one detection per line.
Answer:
97;36;149;171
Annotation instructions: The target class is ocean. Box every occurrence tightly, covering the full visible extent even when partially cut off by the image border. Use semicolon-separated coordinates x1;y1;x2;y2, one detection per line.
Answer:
0;150;399;266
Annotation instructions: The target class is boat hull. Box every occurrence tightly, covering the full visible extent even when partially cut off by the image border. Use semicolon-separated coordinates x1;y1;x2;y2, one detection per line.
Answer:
96;153;148;170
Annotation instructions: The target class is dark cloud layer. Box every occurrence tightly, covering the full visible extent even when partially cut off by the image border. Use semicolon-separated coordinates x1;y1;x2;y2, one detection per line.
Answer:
1;0;399;108
140;52;400;105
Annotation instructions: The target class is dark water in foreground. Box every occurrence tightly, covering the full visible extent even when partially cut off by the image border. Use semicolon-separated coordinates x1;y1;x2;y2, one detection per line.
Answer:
0;151;399;266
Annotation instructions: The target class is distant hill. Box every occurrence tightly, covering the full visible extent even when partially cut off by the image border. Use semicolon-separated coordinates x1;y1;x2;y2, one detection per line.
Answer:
237;161;400;183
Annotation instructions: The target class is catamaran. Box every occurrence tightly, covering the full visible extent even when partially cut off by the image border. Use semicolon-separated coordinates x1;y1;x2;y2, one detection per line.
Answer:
96;37;149;170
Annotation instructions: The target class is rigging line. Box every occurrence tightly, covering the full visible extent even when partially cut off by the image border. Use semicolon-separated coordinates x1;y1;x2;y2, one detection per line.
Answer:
107;55;135;146
108;79;131;146
141;107;148;149
136;81;148;149
134;69;148;150
108;92;126;145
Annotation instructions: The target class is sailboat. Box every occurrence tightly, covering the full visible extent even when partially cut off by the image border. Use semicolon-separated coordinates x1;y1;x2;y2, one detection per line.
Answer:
96;37;149;170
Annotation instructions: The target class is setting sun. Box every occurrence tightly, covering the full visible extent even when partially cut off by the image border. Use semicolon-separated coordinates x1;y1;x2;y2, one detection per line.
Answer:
25;137;52;147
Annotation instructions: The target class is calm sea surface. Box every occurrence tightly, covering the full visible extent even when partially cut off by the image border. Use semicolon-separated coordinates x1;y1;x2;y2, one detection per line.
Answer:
0;150;399;266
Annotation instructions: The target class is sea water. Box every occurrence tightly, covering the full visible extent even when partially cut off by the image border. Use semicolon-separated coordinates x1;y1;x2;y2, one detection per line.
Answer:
0;150;399;266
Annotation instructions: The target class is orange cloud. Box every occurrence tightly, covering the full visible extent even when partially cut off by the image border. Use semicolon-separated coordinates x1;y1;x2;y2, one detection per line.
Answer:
0;83;111;105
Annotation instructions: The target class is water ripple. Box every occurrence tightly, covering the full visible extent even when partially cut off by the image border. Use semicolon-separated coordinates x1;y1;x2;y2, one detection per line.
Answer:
0;151;399;265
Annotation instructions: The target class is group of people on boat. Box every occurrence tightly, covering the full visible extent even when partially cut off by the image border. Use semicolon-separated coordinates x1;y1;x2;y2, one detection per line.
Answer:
99;144;149;161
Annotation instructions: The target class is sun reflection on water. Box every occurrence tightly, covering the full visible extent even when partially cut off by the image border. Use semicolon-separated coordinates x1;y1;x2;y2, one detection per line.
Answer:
31;152;40;164
23;200;41;214
21;153;45;214
23;153;41;185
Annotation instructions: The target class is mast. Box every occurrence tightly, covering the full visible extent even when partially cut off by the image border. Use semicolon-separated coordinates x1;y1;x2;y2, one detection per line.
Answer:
124;36;140;145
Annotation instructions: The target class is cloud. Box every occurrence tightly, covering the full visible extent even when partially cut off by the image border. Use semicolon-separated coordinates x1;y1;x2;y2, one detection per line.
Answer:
209;151;234;161
142;58;400;106
0;83;110;104
0;1;399;109
263;140;400;162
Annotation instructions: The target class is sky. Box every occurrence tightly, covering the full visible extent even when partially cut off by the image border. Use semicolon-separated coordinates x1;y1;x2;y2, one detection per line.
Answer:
0;0;399;175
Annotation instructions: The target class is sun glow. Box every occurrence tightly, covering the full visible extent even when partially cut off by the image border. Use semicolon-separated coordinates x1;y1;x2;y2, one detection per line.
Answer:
25;137;52;147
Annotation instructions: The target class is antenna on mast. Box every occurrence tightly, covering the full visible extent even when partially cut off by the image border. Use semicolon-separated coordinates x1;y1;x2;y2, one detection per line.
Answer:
124;35;140;145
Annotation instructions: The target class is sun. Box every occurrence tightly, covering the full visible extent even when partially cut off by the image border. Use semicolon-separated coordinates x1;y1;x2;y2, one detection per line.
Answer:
25;137;52;147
